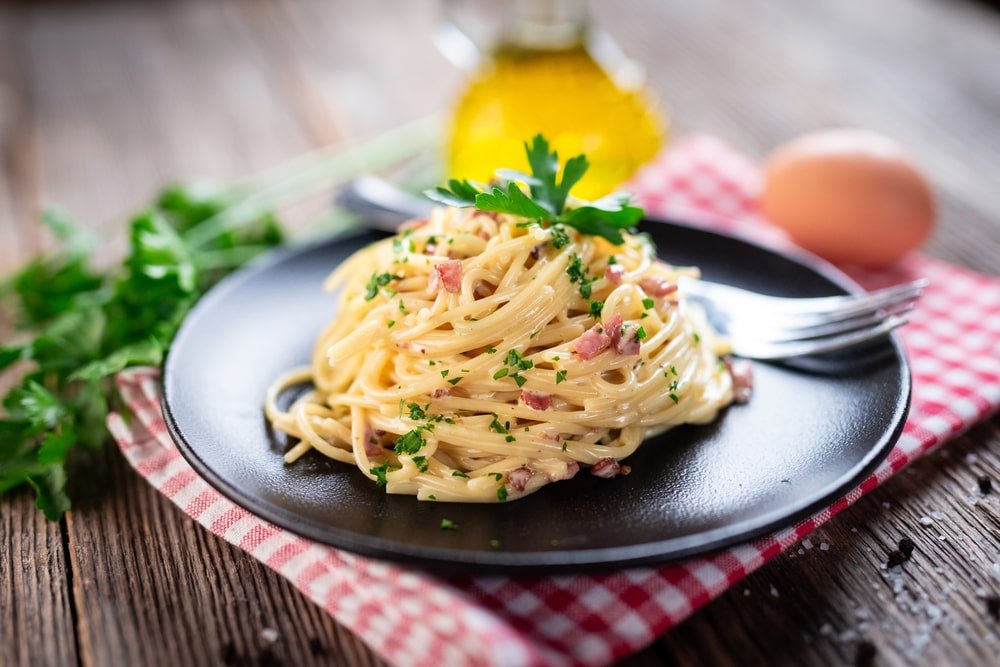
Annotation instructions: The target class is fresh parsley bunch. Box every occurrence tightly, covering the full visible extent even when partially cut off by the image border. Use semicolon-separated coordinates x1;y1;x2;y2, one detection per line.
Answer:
425;135;644;245
0;186;283;518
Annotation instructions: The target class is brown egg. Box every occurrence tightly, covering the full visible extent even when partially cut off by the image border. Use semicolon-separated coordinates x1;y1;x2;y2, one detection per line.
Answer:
760;129;935;266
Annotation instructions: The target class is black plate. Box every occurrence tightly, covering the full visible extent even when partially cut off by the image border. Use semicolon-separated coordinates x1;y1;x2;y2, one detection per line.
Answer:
162;218;909;574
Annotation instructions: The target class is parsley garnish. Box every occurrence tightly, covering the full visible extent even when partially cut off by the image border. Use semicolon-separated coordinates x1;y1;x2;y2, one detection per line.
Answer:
589;300;604;318
452;470;469;478
490;539;501;549
550;225;570;249
406;403;427;420
669;393;680;404
497;486;509;502
488;415;508;434
440;518;458;530
642;297;655;310
447;376;463;386
424;135;644;245
555;369;567;384
692;332;701;344
493;368;509;380
394;429;426;455
412;455;429;473
387;320;395;329
364;272;394;300
485;346;497;354
440;369;449;378
370;462;393;487
635;326;647;341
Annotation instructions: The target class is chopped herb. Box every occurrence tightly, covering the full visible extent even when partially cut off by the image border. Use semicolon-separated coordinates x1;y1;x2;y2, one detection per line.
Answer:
692;332;701;344
488;415;508;434
440;518;458;530
489;539;501;549
447;376;463;386
393;429;425;455
668;393;679;404
452;470;469;478
428;360;437;366
497;486;508;501
440;370;449;378
607;255;617;265
398;399;405;417
387;320;396;329
491;472;503;481
370;462;392;487
668;380;679;392
504;349;523;367
671;365;678;376
589;300;604;317
364;272;394;300
492;367;509;380
561;442;568;452
635;326;647;340
398;300;408;314
485;346;497;354
552;356;560;362
428;494;437;500
555;370;568;384
412;455;429;472
505;435;516;442
550;225;569;249
529;329;539;339
642;297;655;310
407;403;427;420
640;312;648;319
512;374;528;387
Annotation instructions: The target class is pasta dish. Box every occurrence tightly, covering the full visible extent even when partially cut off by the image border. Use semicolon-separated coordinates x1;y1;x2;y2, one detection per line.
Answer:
265;136;747;503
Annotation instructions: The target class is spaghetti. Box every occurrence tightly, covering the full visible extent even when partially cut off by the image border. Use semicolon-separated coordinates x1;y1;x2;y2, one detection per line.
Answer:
265;206;737;502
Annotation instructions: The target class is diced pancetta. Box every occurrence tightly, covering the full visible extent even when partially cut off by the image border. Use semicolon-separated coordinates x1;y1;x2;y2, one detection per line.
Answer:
506;467;533;492
615;324;642;355
520;390;552;411
639;276;678;297
428;259;463;296
590;457;623;478
573;324;612;360
605;264;625;285
725;357;754;404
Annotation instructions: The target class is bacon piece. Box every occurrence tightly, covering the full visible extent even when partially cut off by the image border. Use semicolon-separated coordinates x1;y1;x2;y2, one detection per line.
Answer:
437;260;463;293
605;264;625;285
615;325;642;356
506;467;533;492
362;426;382;457
639;276;678;297
606;314;624;347
520;390;551;411
428;259;463;296
725;357;754;404
591;457;622;478
573;323;612;360
432;388;451;398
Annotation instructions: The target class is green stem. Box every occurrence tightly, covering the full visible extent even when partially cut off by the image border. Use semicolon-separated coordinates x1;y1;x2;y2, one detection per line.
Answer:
183;115;442;249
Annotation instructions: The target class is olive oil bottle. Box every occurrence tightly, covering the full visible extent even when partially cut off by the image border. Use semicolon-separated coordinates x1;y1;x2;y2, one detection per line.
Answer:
444;0;665;198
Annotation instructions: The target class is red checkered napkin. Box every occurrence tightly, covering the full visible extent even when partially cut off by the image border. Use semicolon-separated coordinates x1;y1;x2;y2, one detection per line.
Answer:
107;136;1000;667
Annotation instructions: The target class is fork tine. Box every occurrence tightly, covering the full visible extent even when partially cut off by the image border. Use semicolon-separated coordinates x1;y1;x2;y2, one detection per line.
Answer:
730;314;909;360
730;304;916;343
733;284;924;330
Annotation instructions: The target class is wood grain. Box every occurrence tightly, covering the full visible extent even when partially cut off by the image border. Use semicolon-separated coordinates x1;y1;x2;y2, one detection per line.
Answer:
0;0;998;665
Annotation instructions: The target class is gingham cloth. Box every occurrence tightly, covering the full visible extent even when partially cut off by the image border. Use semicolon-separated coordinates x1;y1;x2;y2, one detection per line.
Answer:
107;136;1000;667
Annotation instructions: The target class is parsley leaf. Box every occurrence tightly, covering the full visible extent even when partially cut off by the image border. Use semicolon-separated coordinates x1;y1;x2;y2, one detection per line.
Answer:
424;133;645;246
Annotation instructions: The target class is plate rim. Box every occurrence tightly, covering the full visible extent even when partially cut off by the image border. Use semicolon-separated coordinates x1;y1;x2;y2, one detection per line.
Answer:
161;217;911;573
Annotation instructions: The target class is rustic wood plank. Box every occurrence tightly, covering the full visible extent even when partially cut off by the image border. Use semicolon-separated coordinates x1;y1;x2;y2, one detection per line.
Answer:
65;444;387;667
0;492;79;667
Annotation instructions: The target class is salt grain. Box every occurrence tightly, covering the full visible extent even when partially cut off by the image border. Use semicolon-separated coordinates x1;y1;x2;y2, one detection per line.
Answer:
820;542;830;551
918;516;934;526
803;538;814;550
260;628;279;644
770;585;780;598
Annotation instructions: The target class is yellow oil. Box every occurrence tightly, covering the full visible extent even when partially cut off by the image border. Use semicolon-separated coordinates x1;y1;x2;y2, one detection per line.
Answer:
447;44;666;198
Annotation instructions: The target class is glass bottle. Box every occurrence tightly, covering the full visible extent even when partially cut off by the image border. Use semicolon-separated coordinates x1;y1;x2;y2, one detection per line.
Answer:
440;0;666;198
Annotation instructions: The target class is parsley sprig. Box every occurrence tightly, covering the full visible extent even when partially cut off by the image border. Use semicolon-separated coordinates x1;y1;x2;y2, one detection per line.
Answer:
1;187;284;518
425;135;644;245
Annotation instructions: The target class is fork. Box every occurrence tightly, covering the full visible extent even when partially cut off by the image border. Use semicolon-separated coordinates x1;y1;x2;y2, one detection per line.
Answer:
335;176;924;360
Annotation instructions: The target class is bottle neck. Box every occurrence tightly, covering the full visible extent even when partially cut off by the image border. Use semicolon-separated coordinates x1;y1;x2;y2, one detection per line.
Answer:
500;0;589;51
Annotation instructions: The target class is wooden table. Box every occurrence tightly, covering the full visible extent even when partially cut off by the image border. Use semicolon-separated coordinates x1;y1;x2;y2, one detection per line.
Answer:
2;1;998;665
